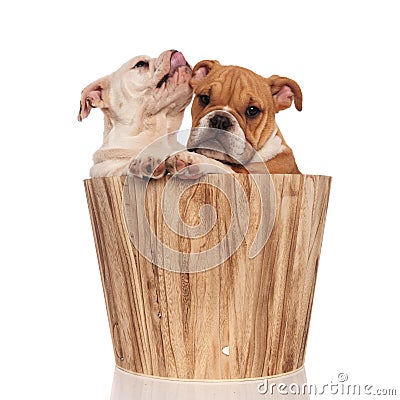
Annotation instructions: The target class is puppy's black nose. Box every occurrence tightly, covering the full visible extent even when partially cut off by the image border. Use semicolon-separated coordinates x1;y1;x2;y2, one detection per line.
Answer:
209;115;232;130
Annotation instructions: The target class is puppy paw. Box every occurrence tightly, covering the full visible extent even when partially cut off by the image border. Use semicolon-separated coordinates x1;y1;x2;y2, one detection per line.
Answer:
128;156;166;179
165;152;203;180
166;151;232;179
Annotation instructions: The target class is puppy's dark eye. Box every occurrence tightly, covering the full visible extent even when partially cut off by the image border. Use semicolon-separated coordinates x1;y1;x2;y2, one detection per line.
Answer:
245;106;261;118
133;61;149;69
199;95;210;106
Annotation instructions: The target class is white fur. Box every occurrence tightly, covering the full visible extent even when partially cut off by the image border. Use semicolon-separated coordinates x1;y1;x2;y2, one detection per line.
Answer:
250;127;286;163
188;110;252;164
80;50;192;177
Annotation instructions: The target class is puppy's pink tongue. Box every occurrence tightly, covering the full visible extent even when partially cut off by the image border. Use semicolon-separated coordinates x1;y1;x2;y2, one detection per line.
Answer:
170;51;187;75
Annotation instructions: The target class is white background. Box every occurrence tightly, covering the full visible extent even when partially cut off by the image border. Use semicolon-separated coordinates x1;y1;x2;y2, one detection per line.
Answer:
1;0;399;399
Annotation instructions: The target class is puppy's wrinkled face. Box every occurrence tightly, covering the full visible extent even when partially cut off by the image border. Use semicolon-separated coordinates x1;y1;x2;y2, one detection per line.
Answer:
109;50;193;121
188;65;275;164
188;61;302;165
78;50;193;123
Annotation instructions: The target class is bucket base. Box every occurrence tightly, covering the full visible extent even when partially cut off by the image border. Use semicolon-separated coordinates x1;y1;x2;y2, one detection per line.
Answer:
110;365;309;400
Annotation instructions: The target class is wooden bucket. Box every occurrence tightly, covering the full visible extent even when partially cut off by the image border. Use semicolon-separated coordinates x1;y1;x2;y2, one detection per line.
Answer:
84;174;331;380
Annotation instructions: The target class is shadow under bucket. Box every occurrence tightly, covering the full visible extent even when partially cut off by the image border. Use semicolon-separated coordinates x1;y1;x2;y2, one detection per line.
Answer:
84;174;331;380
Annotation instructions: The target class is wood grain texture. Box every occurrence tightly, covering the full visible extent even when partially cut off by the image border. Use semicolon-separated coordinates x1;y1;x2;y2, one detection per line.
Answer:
84;174;331;379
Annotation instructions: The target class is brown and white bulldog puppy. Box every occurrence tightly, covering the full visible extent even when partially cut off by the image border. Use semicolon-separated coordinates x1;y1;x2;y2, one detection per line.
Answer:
78;50;192;177
166;60;302;177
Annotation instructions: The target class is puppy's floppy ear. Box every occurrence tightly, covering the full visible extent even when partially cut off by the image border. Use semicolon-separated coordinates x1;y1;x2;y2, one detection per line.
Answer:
190;60;221;89
268;75;303;113
78;77;109;122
